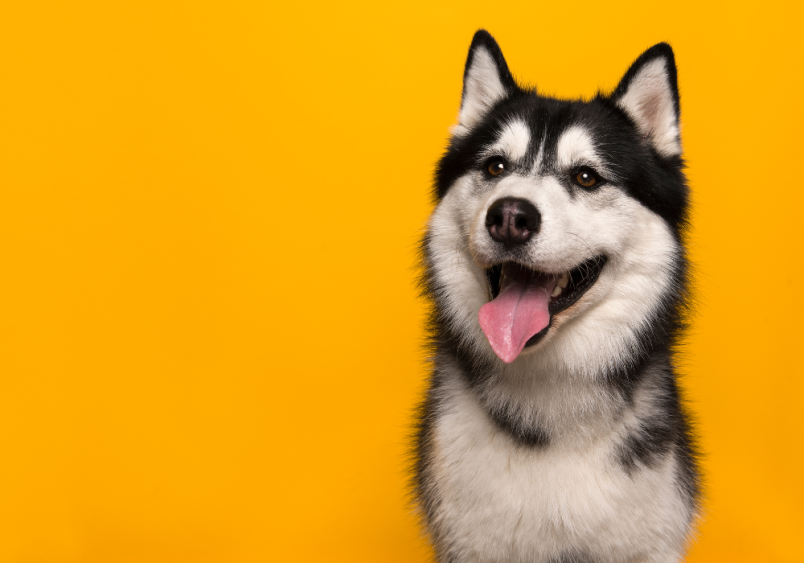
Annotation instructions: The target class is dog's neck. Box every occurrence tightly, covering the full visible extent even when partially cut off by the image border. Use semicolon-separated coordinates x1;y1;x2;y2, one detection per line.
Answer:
462;345;672;448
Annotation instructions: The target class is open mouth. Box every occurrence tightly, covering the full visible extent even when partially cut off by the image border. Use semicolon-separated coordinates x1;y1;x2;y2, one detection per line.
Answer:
479;255;607;363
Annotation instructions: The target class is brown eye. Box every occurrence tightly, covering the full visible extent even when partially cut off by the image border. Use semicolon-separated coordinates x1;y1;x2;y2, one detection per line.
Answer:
574;169;599;188
487;159;505;176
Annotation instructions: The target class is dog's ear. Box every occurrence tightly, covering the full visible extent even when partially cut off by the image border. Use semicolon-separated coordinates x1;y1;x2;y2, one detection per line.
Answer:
613;43;681;158
456;30;517;133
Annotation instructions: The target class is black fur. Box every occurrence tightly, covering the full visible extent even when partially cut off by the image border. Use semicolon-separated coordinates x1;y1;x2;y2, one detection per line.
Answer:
413;30;701;562
617;377;686;474
436;38;689;234
428;29;696;450
549;555;595;563
486;399;551;448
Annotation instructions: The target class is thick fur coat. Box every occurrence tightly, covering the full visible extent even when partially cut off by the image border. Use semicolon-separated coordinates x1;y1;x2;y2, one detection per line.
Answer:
414;31;700;563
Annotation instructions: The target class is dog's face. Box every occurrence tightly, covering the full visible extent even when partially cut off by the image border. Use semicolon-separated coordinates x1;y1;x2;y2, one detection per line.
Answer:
427;32;689;368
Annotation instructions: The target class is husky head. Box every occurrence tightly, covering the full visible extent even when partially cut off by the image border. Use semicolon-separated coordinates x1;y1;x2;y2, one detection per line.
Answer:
426;30;689;373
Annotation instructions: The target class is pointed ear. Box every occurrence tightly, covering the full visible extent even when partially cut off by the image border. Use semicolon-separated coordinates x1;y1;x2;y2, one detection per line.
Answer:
613;43;681;158
456;30;517;134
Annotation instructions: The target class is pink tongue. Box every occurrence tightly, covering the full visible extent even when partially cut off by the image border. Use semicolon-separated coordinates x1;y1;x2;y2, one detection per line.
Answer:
479;269;557;363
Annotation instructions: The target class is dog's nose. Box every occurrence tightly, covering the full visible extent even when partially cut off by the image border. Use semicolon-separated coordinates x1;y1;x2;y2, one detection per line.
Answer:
485;197;540;247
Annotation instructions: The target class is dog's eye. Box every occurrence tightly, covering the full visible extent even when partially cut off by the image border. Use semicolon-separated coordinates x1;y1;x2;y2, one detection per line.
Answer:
487;158;506;177
573;168;601;188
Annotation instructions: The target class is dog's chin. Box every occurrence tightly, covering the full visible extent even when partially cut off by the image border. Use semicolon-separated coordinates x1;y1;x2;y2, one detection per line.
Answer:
483;255;608;350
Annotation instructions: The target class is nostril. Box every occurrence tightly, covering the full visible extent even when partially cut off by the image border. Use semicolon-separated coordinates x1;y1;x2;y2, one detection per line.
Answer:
516;204;539;232
485;203;505;226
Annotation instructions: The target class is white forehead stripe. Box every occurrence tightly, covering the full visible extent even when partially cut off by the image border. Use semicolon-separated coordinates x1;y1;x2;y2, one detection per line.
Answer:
489;119;531;162
531;130;547;173
556;125;600;169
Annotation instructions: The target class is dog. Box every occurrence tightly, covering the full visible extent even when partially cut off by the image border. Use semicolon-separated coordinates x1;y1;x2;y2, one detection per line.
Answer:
414;30;700;563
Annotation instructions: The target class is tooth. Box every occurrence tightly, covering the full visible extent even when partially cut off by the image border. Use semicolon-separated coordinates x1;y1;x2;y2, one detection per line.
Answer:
558;272;569;289
551;285;562;297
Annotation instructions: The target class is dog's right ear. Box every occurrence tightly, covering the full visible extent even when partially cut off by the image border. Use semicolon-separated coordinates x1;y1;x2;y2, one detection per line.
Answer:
456;30;517;134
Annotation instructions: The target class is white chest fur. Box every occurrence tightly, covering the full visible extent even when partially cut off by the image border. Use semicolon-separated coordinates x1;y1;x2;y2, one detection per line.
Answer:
428;376;691;563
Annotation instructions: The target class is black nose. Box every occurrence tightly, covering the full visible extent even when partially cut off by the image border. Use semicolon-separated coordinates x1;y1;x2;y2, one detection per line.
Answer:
485;197;541;247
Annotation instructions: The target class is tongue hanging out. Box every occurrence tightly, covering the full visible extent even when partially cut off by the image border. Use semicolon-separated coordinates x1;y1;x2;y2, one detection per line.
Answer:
478;264;558;363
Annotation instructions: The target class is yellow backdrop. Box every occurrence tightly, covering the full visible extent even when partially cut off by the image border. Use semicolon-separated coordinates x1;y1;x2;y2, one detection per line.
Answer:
1;1;802;561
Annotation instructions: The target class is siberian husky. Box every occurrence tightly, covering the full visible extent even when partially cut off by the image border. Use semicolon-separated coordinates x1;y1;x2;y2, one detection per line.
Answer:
414;30;700;563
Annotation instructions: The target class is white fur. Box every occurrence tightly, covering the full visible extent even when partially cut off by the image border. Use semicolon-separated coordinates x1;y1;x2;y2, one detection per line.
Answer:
431;124;679;382
424;123;691;562
617;58;681;157
456;47;508;135
556;126;604;173
485;119;531;162
428;176;491;343
429;370;691;563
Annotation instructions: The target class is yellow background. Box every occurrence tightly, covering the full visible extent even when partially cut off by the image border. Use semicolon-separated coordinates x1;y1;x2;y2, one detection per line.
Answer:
1;1;802;561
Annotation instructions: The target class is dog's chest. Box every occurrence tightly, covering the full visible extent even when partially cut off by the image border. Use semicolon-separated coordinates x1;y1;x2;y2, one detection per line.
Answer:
428;379;686;562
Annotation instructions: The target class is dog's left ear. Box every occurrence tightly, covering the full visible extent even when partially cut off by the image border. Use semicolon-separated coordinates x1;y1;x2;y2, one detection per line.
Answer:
456;30;517;134
612;43;681;158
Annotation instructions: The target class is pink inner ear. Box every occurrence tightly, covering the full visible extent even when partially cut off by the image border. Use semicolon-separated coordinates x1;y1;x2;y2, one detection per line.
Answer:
459;48;508;130
616;58;680;157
